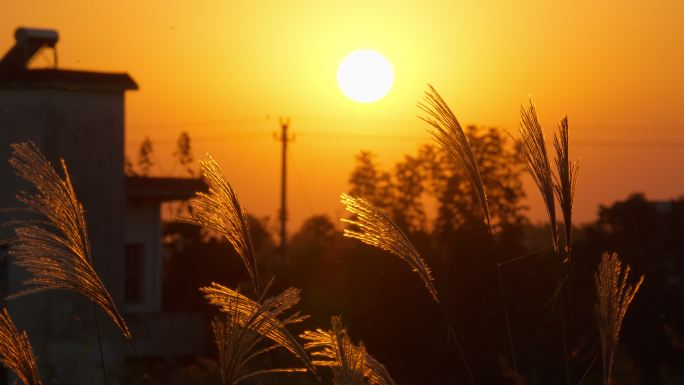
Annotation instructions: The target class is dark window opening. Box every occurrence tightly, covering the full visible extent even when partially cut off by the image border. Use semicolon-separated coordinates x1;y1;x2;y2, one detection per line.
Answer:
125;243;145;304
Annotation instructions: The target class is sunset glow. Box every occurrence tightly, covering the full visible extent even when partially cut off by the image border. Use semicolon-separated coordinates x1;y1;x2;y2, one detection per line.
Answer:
0;1;682;230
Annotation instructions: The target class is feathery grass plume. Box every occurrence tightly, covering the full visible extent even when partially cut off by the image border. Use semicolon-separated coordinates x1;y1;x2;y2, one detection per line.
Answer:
418;85;491;228
0;308;41;385
513;100;559;252
213;315;307;385
553;117;579;258
418;86;514;381
595;252;644;385
301;316;396;385
183;156;260;296
340;193;438;303
6;142;131;340
201;282;316;376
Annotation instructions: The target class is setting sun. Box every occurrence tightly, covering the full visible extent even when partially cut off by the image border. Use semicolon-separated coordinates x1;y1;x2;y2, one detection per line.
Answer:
337;49;394;103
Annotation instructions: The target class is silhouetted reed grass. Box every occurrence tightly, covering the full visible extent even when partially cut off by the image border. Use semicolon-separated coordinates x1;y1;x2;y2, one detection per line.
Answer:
183;156;261;297
418;85;491;228
178;154;325;384
595;252;643;385
6;142;131;339
201;282;315;376
417;85;519;380
5;142;152;385
340;193;438;303
0;308;41;385
301;316;396;385
206;282;313;384
513;100;559;253
341;192;476;385
553;117;579;259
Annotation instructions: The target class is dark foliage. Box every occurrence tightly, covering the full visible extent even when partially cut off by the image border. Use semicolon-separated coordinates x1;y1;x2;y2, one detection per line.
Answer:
159;155;684;385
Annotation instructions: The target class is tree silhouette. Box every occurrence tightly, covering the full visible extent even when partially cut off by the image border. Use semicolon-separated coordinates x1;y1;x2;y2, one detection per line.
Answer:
173;131;195;176
137;136;155;176
348;151;393;210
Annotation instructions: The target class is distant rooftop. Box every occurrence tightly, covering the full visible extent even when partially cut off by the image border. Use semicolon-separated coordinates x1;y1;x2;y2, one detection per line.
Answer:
125;176;207;203
0;27;137;92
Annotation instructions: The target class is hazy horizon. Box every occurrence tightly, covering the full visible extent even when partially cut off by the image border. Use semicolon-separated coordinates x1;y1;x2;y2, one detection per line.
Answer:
2;0;683;230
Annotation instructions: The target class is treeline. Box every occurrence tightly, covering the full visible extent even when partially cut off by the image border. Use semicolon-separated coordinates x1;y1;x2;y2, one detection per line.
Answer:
161;127;684;385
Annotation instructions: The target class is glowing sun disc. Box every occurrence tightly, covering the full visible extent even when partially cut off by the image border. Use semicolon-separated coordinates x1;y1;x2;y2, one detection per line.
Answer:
337;50;394;103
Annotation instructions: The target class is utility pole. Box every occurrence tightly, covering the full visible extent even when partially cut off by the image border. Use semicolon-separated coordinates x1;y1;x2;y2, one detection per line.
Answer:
275;117;294;262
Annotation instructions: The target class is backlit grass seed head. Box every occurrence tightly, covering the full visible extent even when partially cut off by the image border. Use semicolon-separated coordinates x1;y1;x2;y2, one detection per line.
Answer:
0;308;41;385
184;156;260;296
595;252;644;385
553;117;579;257
212;315;307;385
418;84;491;228
513;100;559;253
301;316;396;385
201;282;316;376
340;193;439;303
6;142;131;340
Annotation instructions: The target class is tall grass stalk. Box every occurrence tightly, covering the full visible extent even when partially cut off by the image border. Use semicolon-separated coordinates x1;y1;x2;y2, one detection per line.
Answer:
513;103;579;385
553;116;579;385
183;156;261;297
553;117;579;261
595;253;644;385
341;193;476;385
185;155;319;383
418;84;491;229
201;282;317;383
341;193;438;303
513;100;559;253
301;316;396;385
0;308;41;385
418;85;519;379
5;142;152;385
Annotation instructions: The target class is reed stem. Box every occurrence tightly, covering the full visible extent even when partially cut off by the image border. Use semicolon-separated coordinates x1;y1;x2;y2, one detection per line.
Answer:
91;302;109;385
487;226;519;380
437;305;477;385
128;338;155;385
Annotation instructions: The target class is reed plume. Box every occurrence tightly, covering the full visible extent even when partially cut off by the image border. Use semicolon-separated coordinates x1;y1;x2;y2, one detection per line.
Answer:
417;85;518;379
6;142;131;340
418;84;491;228
513;100;559;252
201;282;316;377
212;315;307;385
301;316;396;385
595;252;644;385
0;308;41;385
553;117;579;258
183;156;260;296
340;193;438;303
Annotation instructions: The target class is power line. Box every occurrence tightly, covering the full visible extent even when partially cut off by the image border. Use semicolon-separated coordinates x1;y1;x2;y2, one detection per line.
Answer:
571;140;684;148
125;130;684;148
126;133;265;145
126;116;684;132
298;131;426;141
127;117;268;130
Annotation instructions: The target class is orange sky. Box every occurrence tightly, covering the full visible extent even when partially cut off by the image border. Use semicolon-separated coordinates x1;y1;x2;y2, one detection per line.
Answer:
2;1;683;231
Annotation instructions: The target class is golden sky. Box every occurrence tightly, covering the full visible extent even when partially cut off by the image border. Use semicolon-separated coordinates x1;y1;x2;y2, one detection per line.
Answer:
2;1;683;230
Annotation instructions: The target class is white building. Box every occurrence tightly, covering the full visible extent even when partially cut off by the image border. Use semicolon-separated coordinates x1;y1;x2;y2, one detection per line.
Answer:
0;28;206;385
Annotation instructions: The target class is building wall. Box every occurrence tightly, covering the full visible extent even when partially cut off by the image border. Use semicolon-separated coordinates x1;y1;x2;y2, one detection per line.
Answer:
124;202;162;313
0;88;126;385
